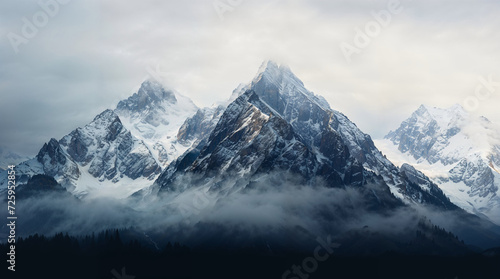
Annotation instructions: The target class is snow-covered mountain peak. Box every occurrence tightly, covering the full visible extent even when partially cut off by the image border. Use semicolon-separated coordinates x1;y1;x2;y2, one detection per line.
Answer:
91;109;121;128
0;79;201;198
64;109;126;148
413;104;468;131
252;60;304;89
256;60;279;75
137;79;177;104
418;103;465;114
93;108;118;120
116;79;180;115
416;104;499;158
226;61;331;112
389;104;499;163
256;60;293;73
449;103;466;112
379;104;500;224
0;107;161;199
115;80;199;168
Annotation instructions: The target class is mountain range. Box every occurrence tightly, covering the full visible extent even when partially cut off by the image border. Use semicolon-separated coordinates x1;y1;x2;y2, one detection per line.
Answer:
1;61;499;252
0;80;201;198
148;61;457;212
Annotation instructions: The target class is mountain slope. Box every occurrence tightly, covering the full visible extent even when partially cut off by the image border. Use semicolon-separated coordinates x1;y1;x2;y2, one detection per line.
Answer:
377;104;500;224
158;91;318;191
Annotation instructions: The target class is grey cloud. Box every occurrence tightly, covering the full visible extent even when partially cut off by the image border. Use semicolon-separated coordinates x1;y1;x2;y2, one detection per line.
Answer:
1;0;500;156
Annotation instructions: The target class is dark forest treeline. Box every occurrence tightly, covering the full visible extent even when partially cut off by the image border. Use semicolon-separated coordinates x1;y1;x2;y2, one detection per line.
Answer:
1;229;499;279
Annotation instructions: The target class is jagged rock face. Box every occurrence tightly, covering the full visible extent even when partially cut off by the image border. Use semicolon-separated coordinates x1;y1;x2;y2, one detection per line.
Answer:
37;138;80;182
158;91;320;192
250;62;332;147
381;104;500;224
448;154;497;198
59;110;160;181
247;62;396;181
177;105;225;145
115;79;199;168
198;93;316;176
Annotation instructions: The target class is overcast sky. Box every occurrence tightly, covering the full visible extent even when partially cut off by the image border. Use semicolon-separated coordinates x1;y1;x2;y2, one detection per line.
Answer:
1;0;500;157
